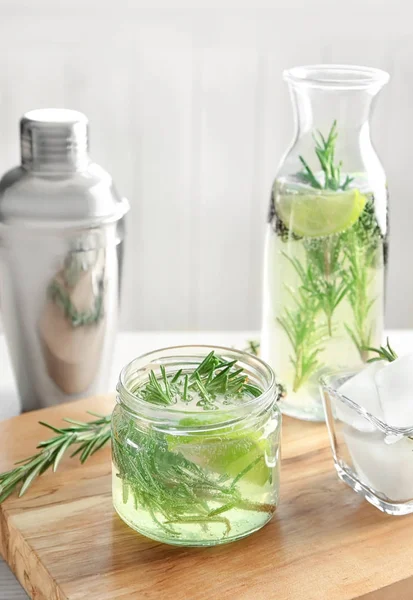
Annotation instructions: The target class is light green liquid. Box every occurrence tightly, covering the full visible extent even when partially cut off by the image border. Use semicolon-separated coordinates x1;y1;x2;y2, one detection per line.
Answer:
113;372;280;546
262;178;386;421
113;457;278;546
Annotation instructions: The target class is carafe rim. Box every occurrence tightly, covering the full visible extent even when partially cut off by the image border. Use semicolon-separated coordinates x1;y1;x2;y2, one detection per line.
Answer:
284;64;390;91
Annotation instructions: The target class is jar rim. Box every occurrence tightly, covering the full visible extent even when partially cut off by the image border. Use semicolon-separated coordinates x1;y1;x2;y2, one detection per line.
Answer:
117;344;278;429
284;64;390;90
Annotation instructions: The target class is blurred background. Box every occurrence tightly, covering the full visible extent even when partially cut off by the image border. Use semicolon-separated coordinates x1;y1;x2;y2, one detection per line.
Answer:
0;0;407;331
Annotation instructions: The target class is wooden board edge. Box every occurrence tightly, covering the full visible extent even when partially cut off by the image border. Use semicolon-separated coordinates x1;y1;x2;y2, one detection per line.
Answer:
0;505;67;600
356;576;413;600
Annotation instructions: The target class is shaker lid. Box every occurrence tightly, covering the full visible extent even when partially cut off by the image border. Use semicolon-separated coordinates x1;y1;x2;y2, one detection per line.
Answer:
21;109;89;171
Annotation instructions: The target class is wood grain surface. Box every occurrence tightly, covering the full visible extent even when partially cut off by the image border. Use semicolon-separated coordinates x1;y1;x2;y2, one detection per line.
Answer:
1;395;413;600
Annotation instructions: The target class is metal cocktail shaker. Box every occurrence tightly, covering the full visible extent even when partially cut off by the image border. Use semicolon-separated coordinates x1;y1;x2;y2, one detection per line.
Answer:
0;109;129;411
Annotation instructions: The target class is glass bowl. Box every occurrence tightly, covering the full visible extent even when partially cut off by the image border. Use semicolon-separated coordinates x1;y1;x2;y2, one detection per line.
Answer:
321;371;413;515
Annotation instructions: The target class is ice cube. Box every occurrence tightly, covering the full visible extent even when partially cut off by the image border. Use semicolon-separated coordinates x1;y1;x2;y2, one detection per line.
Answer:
337;362;385;431
375;353;413;428
344;428;413;501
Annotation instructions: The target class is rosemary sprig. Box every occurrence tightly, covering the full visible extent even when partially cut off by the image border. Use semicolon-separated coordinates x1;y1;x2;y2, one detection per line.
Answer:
273;119;384;386
112;386;274;536
365;338;398;363
341;200;383;360
299;120;353;191
277;255;328;392
0;414;111;503
303;236;348;336
277;251;329;391
0;352;265;503
142;369;176;406
136;351;262;408
113;421;257;535
343;246;374;361
245;340;260;356
278;305;326;392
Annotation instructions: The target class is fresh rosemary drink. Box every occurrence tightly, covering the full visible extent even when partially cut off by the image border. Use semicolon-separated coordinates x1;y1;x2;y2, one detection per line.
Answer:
261;66;389;421
262;174;385;420
112;346;281;546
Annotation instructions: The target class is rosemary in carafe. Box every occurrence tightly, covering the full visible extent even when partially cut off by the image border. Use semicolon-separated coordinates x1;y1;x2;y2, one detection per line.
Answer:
261;65;389;421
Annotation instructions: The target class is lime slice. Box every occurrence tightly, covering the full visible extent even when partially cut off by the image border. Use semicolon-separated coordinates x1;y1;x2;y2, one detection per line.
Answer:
167;418;270;486
277;188;366;237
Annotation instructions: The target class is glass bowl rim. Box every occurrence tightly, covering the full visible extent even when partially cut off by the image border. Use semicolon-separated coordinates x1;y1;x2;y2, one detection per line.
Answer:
117;344;279;429
320;369;413;437
284;64;390;90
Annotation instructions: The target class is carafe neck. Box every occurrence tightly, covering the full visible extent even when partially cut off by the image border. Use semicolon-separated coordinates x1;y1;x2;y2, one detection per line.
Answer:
285;65;389;142
291;85;375;139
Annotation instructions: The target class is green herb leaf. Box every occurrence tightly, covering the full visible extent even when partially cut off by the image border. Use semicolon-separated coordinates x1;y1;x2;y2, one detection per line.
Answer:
134;351;263;409
364;338;398;363
298;120;352;192
0;415;111;502
0;350;271;510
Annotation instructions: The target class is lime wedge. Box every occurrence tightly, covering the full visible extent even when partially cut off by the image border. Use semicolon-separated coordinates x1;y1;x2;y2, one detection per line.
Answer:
277;188;366;237
167;419;270;486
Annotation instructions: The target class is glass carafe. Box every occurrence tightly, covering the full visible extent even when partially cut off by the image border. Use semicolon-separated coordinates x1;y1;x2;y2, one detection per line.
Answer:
261;65;390;422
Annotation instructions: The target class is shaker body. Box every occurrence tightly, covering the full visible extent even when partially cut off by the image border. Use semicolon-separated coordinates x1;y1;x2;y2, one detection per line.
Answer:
0;139;128;410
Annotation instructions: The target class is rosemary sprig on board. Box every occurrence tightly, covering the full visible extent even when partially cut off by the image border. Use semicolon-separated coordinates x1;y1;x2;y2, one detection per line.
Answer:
299;120;353;191
0;414;111;503
0;351;267;503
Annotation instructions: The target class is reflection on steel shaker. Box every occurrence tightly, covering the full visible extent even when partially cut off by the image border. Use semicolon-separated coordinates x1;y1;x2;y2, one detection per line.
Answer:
0;109;129;410
41;232;107;395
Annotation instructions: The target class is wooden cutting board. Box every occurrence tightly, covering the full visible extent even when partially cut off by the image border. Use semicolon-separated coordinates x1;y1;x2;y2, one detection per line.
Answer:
1;396;413;600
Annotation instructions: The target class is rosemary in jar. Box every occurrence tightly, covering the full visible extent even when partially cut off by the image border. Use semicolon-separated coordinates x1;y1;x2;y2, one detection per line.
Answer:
112;346;281;546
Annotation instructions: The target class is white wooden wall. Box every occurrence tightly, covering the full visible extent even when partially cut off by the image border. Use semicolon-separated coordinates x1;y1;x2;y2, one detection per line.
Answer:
0;0;410;331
